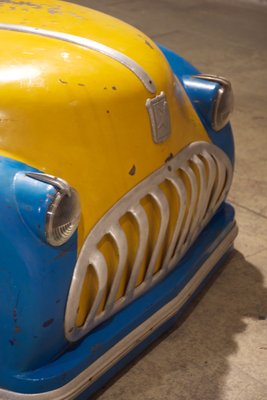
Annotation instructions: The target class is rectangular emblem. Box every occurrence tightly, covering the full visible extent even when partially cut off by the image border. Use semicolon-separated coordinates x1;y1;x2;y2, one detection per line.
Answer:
146;91;171;144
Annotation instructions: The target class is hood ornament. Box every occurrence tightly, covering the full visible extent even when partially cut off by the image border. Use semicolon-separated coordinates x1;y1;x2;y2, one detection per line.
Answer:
146;91;171;144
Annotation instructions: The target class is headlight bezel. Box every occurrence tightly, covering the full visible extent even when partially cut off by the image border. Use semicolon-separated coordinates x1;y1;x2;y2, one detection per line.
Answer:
26;172;81;246
192;74;234;132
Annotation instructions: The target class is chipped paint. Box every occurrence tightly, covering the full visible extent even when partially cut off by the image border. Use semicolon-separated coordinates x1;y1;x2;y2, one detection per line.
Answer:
58;78;68;84
129;165;136;176
165;153;174;163
42;318;54;328
48;6;61;15
0;0;43;10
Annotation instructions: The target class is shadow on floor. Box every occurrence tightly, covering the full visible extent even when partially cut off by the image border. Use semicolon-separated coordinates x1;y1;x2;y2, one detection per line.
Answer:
91;249;267;399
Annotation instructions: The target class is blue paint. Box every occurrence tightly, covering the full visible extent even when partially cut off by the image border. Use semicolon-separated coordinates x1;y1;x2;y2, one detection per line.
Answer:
0;199;235;396
0;156;77;379
159;44;235;165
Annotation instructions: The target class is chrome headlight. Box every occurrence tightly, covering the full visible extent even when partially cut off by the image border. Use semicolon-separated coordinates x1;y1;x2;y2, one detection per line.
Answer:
46;186;80;246
25;172;81;246
182;74;234;132
194;74;234;131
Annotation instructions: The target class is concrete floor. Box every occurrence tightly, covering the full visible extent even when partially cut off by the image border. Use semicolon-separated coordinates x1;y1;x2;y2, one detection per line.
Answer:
72;1;267;398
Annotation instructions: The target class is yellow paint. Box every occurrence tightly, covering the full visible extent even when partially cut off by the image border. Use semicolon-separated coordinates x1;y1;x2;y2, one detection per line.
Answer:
0;1;210;324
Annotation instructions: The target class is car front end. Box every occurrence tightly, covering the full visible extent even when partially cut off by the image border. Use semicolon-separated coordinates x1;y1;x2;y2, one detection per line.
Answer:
0;1;237;399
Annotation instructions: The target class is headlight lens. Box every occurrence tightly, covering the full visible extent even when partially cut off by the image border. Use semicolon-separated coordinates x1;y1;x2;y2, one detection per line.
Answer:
46;187;81;246
212;77;234;131
191;74;234;131
25;172;81;246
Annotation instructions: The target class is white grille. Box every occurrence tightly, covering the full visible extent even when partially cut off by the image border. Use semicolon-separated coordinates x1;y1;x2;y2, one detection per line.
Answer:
65;141;233;342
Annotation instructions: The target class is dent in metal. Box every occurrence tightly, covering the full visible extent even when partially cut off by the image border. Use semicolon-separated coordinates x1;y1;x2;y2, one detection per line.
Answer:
0;23;156;94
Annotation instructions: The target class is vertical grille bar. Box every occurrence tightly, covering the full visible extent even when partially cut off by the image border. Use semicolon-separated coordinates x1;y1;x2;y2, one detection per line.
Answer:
82;251;108;329
173;166;197;259
125;204;149;296
200;151;217;223
185;155;206;246
162;175;186;270
145;187;170;280
208;155;227;212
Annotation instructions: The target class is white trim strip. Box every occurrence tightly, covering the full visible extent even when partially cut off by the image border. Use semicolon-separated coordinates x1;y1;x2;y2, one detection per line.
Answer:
0;23;156;94
0;222;238;400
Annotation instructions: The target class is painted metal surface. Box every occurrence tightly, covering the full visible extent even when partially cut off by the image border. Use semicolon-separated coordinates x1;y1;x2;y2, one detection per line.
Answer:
0;23;156;94
0;1;237;398
0;203;236;397
0;156;77;376
65;141;233;342
0;0;210;251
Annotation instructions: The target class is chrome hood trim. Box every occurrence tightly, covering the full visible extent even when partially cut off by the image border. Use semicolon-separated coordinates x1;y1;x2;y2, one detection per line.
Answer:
0;23;156;94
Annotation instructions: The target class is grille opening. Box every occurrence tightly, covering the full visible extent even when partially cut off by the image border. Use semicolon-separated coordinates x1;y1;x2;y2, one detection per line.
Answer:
206;155;222;213
171;167;192;257
158;179;180;269
76;264;99;327
140;194;162;277
119;212;140;292
97;234;120;304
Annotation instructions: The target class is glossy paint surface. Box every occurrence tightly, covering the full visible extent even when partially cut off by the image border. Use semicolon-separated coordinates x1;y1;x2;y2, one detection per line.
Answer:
0;1;236;397
0;0;210;250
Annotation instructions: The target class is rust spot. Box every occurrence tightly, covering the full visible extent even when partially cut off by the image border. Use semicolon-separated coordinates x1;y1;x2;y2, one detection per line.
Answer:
165;153;174;163
112;86;117;91
42;318;54;328
106;110;110;114
129;165;136;176
103;87;107;90
15;325;21;333
78;83;85;87
59;79;68;85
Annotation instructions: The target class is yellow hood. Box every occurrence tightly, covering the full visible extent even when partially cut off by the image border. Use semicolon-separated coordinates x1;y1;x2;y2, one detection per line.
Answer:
0;0;209;244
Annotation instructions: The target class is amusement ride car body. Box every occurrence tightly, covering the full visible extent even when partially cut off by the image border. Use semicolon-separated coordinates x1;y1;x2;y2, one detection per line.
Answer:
0;1;237;398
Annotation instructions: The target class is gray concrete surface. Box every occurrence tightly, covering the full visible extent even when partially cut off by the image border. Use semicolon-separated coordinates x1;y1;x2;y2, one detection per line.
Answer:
72;1;267;398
